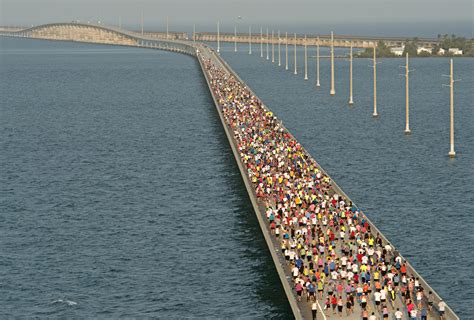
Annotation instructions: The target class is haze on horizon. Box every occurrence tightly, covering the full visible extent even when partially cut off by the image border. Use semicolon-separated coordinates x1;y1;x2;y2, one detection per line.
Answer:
1;0;472;38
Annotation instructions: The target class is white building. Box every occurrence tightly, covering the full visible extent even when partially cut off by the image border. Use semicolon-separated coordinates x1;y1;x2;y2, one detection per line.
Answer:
448;48;463;55
437;48;446;55
390;47;405;56
417;47;432;54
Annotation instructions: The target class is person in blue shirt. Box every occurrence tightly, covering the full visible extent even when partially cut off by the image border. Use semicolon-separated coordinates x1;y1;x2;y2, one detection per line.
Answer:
324;262;329;276
420;307;428;320
296;258;303;270
307;282;316;302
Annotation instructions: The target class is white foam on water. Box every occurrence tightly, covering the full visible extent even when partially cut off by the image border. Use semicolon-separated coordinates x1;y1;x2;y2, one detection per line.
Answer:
52;299;78;306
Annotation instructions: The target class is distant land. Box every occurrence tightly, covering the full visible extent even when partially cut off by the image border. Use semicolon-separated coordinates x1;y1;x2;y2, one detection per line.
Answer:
356;35;474;58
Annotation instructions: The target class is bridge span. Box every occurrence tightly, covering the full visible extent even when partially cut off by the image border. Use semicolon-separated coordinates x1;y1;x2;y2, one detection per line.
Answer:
0;22;196;56
194;32;441;49
0;23;459;320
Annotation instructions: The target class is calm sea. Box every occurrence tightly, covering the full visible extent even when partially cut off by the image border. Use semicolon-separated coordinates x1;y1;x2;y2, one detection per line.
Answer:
0;37;291;318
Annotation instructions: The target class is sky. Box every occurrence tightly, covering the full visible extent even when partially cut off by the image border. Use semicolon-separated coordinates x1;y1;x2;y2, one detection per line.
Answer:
1;0;473;37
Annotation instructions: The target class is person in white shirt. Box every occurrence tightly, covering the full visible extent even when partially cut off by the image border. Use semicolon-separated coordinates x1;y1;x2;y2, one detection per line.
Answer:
438;300;446;319
380;288;387;304
373;291;381;310
311;301;318;320
369;312;377;320
395;308;403;320
292;266;299;279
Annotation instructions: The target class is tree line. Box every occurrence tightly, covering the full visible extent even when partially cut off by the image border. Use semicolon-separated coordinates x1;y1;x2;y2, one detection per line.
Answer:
356;35;474;58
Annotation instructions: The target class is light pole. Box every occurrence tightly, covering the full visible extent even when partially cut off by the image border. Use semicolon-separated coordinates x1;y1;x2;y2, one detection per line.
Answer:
304;35;308;80
443;59;460;158
402;53;412;134
330;31;335;95
266;27;269;60
217;20;220;53
272;30;275;63
349;43;354;105
372;46;378;117
294;33;297;75
285;32;288;70
278;30;281;66
249;25;252;54
316;36;320;87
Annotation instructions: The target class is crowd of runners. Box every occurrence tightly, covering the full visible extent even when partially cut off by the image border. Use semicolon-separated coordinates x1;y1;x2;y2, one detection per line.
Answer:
201;53;448;320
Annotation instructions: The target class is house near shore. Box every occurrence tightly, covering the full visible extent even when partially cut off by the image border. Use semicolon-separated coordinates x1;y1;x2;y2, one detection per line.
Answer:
417;46;432;54
390;47;405;56
448;48;463;55
437;48;446;55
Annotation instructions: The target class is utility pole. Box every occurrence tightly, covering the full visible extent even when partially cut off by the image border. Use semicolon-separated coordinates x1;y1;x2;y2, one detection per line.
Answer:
304;35;308;80
294;33;297;75
272;30;275;63
234;24;237;52
443;59;460;158
249;25;252;54
330;31;335;95
400;53;413;134
349;43;354;105
266;27;269;60
278;30;281;66
285;32;288;70
217;20;220;53
316;36;320;87
449;59;456;157
193;24;196;45
372;46;378;117
260;27;263;58
166;16;169;39
141;11;144;35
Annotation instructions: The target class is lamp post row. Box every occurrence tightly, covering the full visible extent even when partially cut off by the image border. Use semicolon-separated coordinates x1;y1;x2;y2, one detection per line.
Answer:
209;20;458;158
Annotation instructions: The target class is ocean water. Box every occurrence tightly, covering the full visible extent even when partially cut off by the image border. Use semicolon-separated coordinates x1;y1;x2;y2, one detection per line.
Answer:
217;42;474;318
0;37;292;318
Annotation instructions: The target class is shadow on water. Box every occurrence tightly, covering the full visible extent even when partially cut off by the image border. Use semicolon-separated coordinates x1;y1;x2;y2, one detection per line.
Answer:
197;64;293;318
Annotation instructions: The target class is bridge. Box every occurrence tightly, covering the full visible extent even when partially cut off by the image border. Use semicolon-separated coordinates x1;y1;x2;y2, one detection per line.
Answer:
194;32;441;48
0;23;459;320
0;22;195;55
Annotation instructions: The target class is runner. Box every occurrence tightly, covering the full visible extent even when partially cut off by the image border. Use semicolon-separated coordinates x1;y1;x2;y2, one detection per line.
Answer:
337;296;343;317
439;299;446;319
395;308;403;320
311;301;318;320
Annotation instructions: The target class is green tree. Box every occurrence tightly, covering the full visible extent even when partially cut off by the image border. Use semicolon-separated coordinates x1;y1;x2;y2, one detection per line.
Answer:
403;39;418;56
356;40;394;58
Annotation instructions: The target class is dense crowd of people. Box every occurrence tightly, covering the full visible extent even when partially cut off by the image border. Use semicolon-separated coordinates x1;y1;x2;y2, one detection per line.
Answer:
201;53;447;320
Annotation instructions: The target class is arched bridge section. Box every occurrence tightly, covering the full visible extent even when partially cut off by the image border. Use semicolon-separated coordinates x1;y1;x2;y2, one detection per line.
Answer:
1;22;196;56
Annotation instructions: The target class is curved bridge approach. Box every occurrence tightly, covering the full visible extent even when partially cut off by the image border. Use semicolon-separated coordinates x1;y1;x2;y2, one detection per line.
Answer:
0;22;196;56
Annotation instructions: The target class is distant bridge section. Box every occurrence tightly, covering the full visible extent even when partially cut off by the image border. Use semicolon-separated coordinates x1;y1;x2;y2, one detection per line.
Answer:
0;22;195;56
194;32;441;48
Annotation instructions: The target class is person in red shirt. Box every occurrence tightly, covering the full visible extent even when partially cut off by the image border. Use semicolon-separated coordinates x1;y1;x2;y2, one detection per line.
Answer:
331;294;338;314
